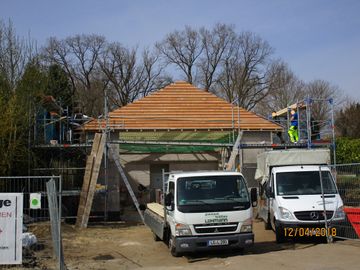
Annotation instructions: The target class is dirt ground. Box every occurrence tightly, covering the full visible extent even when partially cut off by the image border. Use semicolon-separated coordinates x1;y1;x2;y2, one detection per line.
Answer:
23;218;359;270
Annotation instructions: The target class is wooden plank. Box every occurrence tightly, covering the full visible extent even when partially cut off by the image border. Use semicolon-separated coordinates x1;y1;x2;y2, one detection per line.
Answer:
75;133;102;228
147;203;164;218
274;102;306;117
80;133;106;228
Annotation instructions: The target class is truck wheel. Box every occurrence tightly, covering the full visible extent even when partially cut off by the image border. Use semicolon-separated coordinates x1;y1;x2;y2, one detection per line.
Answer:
153;232;161;241
275;221;285;243
168;236;181;257
264;213;272;230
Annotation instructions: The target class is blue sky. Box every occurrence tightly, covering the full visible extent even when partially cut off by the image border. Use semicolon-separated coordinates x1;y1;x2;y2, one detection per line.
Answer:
1;0;360;100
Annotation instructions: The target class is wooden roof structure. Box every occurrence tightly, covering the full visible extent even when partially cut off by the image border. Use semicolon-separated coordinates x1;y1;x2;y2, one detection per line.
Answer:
82;81;282;132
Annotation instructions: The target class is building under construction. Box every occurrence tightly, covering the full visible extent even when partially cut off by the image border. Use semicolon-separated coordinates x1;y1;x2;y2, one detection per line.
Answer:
31;81;335;223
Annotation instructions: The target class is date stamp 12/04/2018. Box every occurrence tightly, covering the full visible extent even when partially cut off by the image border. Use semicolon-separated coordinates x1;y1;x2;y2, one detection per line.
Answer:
284;227;337;237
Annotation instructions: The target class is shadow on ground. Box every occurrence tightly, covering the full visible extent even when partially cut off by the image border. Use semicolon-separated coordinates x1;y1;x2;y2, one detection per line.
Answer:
184;236;330;262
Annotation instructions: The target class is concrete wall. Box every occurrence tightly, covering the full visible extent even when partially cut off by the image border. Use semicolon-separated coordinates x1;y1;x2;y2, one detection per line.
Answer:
119;152;219;184
92;150;220;212
92;144;122;214
120;152;220;204
170;161;218;172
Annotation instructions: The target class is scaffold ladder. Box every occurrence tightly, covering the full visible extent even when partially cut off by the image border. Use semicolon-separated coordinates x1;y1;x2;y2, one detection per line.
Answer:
226;132;243;171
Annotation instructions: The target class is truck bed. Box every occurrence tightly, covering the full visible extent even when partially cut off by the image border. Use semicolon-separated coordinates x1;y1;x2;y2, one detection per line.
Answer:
144;203;166;240
147;203;164;218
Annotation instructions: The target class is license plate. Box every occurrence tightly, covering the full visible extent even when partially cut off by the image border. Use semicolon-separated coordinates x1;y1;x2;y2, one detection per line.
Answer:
208;239;229;246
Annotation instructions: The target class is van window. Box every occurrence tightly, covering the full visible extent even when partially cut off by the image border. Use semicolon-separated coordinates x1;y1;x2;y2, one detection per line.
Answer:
276;171;337;195
270;173;274;193
176;175;250;213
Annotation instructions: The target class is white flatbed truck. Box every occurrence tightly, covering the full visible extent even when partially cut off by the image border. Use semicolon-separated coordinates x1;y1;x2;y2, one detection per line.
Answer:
144;171;258;256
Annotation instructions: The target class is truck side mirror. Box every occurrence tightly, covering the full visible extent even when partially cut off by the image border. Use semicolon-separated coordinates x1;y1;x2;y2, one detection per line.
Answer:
250;188;258;207
164;193;174;210
164;193;172;206
265;185;274;198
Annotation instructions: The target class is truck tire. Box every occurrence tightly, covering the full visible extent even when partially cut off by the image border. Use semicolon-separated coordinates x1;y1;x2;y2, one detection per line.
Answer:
275;221;285;243
264;213;272;230
168;236;181;257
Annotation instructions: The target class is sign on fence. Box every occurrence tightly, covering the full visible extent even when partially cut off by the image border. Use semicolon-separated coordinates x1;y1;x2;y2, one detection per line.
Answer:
0;193;23;265
30;193;41;209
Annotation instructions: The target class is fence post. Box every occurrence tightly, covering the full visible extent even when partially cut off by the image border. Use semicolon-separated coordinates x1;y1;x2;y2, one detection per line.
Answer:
319;166;331;243
58;175;63;270
46;178;65;270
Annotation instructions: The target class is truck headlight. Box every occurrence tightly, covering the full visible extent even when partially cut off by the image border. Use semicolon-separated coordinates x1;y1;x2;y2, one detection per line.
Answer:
240;218;253;232
175;223;192;236
279;207;295;220
334;206;346;220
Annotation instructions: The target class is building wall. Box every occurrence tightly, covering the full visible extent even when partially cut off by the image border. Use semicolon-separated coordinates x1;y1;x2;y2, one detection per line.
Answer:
92;144;122;214
119;152;220;204
119;152;218;181
89;130;273;215
170;161;218;172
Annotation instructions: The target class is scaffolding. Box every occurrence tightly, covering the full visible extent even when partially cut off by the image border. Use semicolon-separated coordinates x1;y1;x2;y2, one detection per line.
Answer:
30;97;93;221
268;97;336;164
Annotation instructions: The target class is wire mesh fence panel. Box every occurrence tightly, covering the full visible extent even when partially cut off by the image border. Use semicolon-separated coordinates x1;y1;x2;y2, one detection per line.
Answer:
320;164;360;241
0;176;63;269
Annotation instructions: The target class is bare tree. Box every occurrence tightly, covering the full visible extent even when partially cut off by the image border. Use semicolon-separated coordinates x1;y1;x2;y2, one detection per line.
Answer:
44;34;107;116
305;79;343;121
99;43;170;108
156;26;203;84
215;32;274;110
198;23;237;91
157;25;277;109
256;61;305;114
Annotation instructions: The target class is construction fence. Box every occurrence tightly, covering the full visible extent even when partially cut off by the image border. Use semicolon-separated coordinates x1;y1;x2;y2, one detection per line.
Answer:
0;176;64;269
320;164;360;241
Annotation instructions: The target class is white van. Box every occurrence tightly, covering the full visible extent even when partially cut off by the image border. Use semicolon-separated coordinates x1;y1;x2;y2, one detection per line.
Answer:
256;149;345;242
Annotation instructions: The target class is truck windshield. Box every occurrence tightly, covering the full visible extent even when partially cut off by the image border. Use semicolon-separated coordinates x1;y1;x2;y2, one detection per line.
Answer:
276;171;337;196
177;175;250;213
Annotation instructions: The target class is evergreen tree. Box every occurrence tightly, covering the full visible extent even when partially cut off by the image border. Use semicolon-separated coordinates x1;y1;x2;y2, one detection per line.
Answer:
0;63;47;175
46;64;73;109
336;102;360;139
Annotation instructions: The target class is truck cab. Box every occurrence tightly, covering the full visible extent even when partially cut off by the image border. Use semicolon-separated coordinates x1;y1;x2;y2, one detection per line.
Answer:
145;171;257;256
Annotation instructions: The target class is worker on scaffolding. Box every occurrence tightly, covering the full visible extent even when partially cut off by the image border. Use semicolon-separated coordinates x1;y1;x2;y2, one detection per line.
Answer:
288;109;299;143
